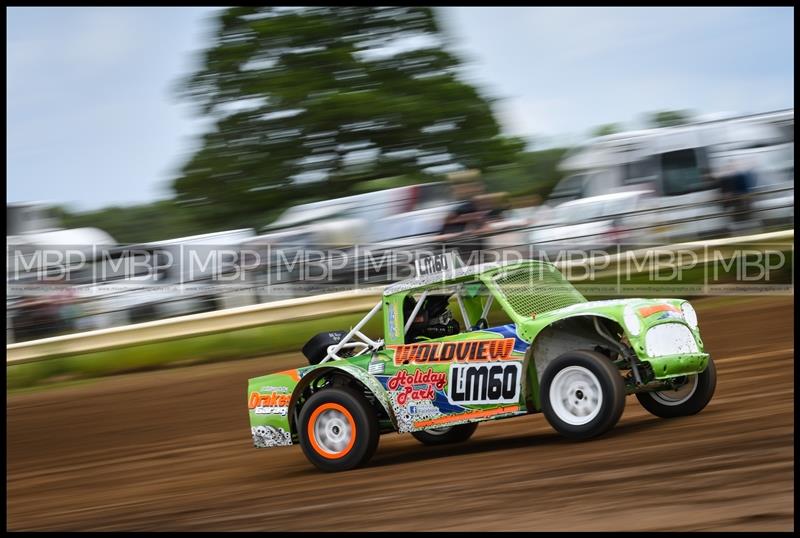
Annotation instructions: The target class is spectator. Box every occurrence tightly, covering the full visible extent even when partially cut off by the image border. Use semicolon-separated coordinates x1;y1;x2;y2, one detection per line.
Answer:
478;192;511;223
719;159;756;225
440;170;487;236
440;170;491;262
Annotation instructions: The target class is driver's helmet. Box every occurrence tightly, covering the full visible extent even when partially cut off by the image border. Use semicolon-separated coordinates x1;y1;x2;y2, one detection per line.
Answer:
403;295;459;343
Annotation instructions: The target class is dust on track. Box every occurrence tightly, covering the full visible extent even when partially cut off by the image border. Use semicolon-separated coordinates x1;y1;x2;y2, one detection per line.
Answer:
7;296;794;531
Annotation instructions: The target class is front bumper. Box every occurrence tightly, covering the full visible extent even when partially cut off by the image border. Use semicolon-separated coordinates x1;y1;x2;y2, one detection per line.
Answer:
643;352;709;379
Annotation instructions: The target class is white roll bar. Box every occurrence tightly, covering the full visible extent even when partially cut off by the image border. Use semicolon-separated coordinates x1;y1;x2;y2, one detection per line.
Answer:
322;300;384;363
403;291;429;335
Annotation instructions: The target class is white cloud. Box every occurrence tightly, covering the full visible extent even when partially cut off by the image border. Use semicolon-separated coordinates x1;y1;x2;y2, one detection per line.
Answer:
443;7;793;140
66;8;143;68
497;96;572;137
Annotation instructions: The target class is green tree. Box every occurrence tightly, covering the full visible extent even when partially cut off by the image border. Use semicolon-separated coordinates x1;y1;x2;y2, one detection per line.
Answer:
591;123;621;137
482;147;570;198
645;109;692;129
175;7;523;230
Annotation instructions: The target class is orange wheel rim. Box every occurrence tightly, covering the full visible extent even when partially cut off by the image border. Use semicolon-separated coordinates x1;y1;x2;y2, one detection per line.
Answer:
307;403;356;459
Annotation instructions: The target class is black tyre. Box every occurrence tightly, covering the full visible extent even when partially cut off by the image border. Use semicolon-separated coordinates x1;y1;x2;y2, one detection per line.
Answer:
541;350;626;440
301;331;348;365
297;386;379;472
636;357;717;418
411;423;478;446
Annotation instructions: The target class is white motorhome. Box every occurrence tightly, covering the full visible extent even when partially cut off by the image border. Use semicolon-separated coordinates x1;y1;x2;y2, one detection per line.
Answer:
549;109;794;238
243;183;455;300
263;182;452;242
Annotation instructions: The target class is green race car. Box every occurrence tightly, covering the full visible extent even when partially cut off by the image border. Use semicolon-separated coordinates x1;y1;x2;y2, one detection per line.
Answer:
248;255;716;472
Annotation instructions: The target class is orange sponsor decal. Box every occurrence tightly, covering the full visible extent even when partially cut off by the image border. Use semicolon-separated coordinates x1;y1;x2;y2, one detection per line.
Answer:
413;405;519;428
390;338;516;366
274;369;301;382
248;391;291;409
638;304;680;318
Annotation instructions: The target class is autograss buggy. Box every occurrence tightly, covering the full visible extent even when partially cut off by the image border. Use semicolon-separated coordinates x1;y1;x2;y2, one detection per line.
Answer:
248;255;716;472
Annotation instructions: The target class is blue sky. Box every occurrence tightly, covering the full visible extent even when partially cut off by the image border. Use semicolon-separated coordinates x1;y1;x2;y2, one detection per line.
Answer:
6;7;794;210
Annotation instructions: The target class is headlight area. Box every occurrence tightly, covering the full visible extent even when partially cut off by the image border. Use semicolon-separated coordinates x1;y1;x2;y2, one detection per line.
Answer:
681;302;698;329
645;323;699;357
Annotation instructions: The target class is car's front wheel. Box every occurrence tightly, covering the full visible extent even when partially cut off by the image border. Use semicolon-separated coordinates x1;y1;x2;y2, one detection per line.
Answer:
297;386;379;472
411;423;478;446
636;357;717;418
541;350;626;440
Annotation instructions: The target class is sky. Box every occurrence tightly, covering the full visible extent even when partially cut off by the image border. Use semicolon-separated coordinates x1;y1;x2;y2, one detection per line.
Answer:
6;7;794;211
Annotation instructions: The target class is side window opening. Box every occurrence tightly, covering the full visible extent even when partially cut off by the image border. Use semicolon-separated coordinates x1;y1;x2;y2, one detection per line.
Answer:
660;149;715;196
549;174;586;203
623;157;658;189
400;283;495;343
402;293;460;344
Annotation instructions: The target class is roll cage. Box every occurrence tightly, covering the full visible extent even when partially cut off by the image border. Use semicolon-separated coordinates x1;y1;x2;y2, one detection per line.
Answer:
320;260;586;363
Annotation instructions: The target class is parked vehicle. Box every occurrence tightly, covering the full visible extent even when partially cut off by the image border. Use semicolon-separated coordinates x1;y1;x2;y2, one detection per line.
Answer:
262;182;453;246
529;191;653;253
246;183;455;295
714;142;794;228
6;203;118;341
550;109;793;237
81;229;257;325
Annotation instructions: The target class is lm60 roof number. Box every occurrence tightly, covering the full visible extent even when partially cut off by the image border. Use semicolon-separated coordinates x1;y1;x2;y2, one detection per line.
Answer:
415;252;456;276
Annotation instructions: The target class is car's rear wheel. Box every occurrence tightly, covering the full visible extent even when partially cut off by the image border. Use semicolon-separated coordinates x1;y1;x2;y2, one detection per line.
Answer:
541;350;626;440
298;386;379;472
636;357;716;418
411;423;478;446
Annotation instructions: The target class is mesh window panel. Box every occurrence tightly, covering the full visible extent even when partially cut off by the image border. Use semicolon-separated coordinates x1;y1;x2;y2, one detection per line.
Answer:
494;265;586;318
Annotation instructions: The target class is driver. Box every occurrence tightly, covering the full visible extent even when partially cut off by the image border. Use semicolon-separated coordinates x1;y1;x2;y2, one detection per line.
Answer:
403;295;460;343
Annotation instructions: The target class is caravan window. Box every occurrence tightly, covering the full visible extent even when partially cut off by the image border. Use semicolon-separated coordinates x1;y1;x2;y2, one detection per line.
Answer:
623;157;657;186
660;149;714;196
550;174;585;200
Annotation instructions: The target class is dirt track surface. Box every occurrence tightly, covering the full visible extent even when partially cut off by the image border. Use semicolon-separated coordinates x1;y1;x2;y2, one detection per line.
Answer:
7;296;795;531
